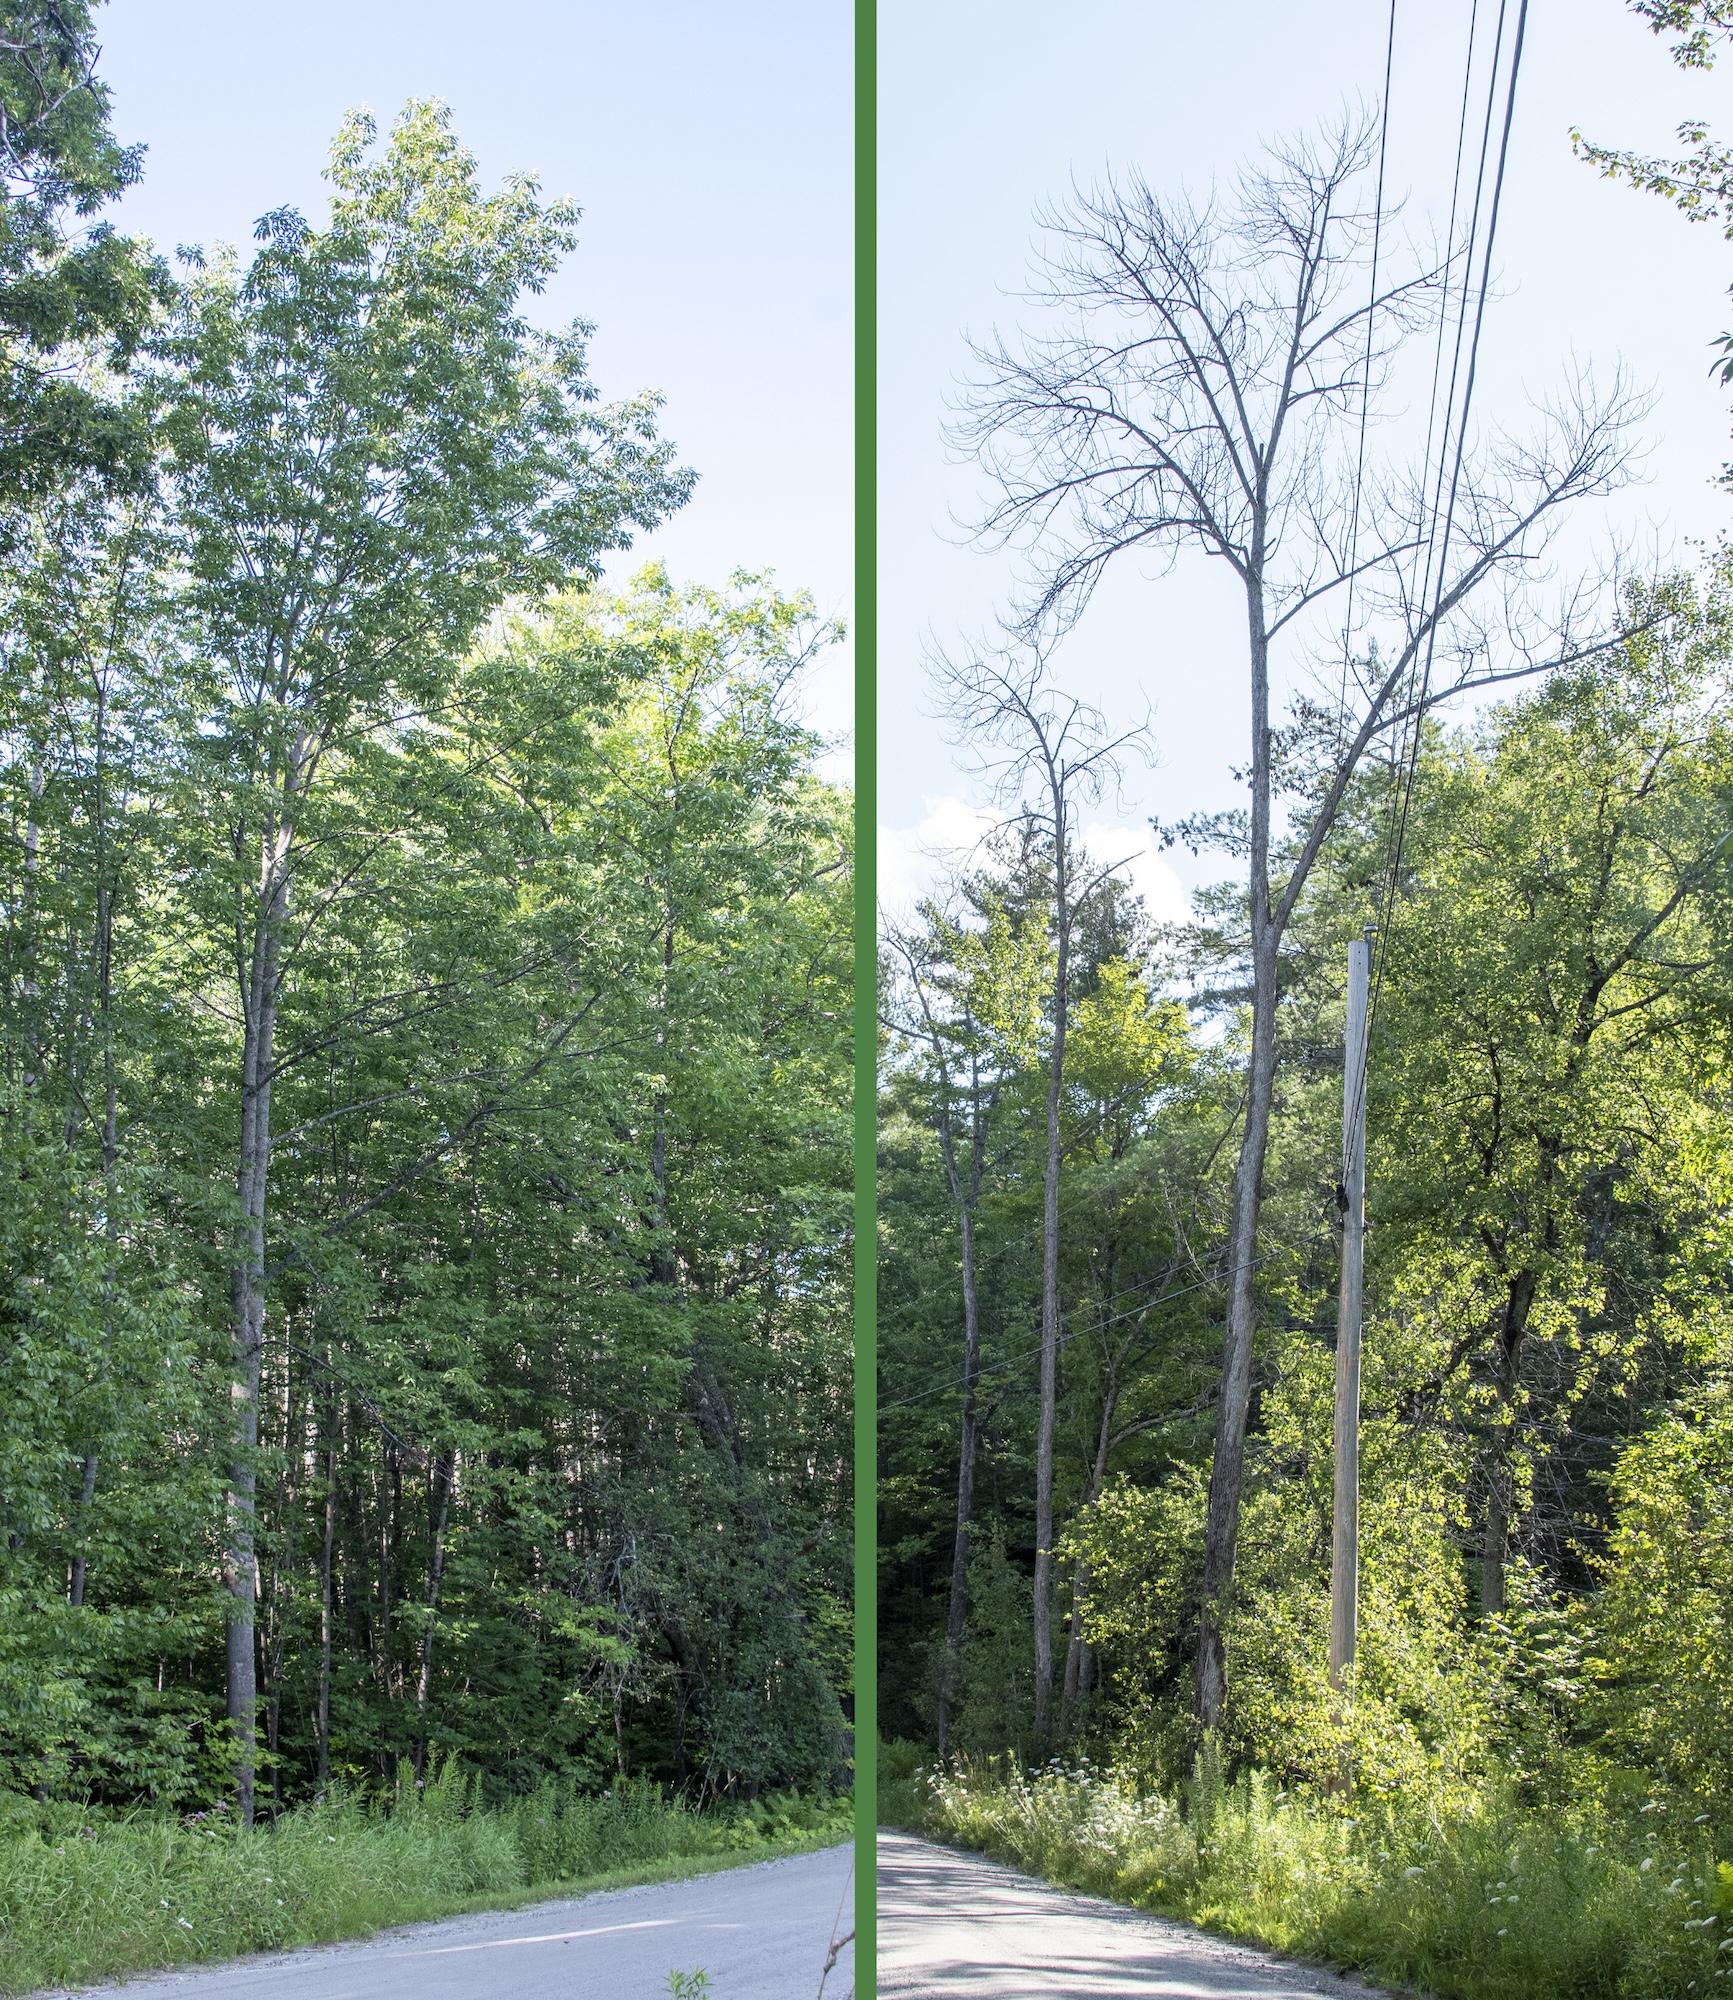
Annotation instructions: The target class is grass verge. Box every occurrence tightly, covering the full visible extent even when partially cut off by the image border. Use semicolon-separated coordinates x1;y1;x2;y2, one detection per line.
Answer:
881;1740;1733;2000
0;1770;851;1996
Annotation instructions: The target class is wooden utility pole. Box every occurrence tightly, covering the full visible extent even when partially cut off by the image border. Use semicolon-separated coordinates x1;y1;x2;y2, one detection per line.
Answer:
1329;937;1370;1692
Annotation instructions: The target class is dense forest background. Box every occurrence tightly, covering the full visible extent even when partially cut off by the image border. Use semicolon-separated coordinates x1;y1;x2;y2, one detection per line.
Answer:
0;3;853;1824
879;600;1733;1801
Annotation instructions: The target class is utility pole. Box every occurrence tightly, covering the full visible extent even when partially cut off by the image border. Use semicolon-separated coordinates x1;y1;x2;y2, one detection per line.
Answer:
1329;936;1370;1693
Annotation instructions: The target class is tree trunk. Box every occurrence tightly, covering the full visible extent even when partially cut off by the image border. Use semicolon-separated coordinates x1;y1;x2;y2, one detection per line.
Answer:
66;1453;98;1608
1481;1473;1511;1619
226;815;289;1830
382;1440;398;1688
1060;1348;1122;1736
1059;1553;1093;1730
317;1419;336;1787
1196;579;1276;1731
226;702;317;1826
651;912;677;1283
662;1614;699;1785
413;1451;456;1782
1480;1268;1535;1617
68;884;117;1613
937;1201;983;1758
1033;832;1071;1743
262;1349;294;1820
19;748;41;1089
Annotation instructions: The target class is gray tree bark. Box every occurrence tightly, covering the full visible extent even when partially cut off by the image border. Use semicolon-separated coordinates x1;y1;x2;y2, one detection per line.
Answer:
1480;1268;1535;1617
1033;819;1070;1743
936;1057;990;1758
413;1450;457;1782
317;1414;336;1786
227;761;302;1827
1196;585;1278;1728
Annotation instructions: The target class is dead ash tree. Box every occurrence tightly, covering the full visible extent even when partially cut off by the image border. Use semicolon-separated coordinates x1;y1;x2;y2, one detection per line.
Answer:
952;114;1646;1729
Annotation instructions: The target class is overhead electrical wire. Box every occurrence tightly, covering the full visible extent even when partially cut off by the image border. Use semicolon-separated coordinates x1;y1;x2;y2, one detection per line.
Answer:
889;2;1537;1421
1334;0;1401;756
1343;0;1495;1152
1352;0;1532;1150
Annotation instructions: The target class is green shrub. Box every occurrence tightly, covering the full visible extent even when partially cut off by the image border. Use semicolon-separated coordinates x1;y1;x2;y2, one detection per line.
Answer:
908;1752;1733;2000
0;1770;850;1996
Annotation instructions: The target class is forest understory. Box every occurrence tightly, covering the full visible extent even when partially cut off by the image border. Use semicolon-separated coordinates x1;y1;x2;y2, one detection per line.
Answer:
878;604;1733;1996
0;1768;849;1995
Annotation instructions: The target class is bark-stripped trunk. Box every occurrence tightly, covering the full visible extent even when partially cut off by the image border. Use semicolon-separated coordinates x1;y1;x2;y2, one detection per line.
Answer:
1033;829;1071;1743
413;1450;457;1781
1196;576;1276;1730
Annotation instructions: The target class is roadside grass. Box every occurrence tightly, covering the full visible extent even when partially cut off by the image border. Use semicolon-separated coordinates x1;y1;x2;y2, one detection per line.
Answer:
0;1765;851;1996
881;1740;1733;2000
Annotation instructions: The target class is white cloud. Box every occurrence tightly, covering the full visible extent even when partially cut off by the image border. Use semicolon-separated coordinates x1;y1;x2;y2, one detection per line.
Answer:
877;795;999;921
1080;820;1193;929
876;798;1193;931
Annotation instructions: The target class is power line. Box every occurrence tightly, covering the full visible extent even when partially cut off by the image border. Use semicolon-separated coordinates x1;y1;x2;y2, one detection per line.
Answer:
1358;0;1532;1136
1336;0;1400;755
885;3;1538;1439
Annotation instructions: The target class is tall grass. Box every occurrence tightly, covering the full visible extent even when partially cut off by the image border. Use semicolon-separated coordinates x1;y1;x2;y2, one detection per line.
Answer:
884;1741;1733;2000
0;1764;850;1996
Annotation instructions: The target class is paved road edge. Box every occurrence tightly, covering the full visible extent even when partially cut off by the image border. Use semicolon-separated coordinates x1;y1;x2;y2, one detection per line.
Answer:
27;1833;855;2000
877;1826;1426;1999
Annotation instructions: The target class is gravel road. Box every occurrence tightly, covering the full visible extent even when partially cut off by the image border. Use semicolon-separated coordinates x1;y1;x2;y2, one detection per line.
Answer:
878;1831;1397;1999
38;1842;855;2000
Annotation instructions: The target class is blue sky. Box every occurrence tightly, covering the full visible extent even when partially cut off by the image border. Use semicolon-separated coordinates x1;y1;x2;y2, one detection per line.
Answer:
879;0;1733;918
92;0;854;768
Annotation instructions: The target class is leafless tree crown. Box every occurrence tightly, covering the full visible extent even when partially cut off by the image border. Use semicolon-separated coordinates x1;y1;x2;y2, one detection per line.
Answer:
928;642;1151;837
954;116;1644;730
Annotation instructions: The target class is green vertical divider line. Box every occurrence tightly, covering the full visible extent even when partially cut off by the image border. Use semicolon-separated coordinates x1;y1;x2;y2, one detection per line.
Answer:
853;0;877;1990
